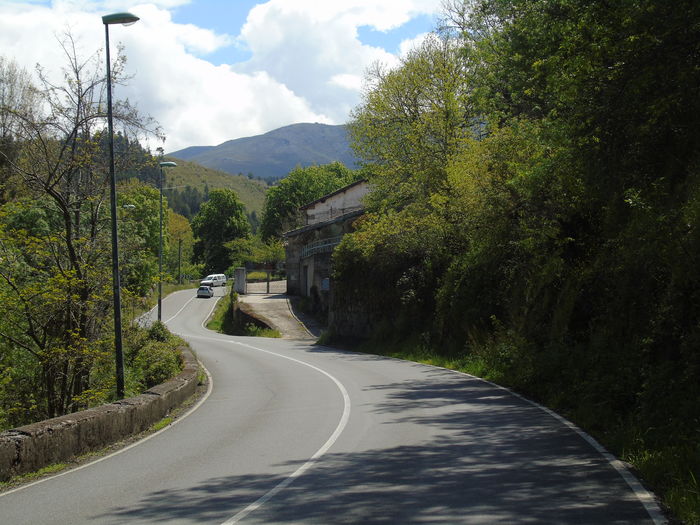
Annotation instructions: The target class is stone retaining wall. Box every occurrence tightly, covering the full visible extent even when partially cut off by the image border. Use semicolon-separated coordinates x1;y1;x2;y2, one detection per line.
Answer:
0;347;199;482
329;285;374;339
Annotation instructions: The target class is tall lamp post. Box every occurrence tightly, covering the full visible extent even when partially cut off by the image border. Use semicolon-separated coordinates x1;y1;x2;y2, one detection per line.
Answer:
158;161;177;321
103;11;139;399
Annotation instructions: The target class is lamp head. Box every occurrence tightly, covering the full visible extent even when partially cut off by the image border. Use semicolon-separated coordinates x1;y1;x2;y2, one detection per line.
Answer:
102;12;140;26
159;161;177;168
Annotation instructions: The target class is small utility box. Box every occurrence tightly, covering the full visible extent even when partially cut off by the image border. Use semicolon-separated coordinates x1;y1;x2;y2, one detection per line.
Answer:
234;267;247;294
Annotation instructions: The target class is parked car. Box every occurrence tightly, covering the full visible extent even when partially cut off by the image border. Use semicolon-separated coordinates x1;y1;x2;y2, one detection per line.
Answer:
200;273;227;287
196;285;214;298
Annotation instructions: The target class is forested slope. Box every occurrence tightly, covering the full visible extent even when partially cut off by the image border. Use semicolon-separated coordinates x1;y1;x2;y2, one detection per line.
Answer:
331;1;700;521
135;157;267;219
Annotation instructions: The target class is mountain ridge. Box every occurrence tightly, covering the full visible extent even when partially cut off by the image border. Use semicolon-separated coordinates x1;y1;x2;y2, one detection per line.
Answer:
168;123;358;180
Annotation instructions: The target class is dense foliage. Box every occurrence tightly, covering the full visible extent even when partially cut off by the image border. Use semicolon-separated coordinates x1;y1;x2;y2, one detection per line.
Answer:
146;157;268;225
0;38;189;429
226;235;285;271
333;1;700;520
126;322;184;391
191;188;250;274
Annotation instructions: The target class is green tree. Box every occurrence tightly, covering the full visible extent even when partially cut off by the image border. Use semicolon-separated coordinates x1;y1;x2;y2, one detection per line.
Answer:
259;162;359;240
332;30;473;339
348;32;470;210
334;2;700;519
0;33;160;422
191;188;250;274
226;235;285;270
118;180;165;296
167;210;196;283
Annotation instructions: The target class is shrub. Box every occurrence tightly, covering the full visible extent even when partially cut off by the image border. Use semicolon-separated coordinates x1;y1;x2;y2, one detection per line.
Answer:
147;321;171;343
132;341;182;389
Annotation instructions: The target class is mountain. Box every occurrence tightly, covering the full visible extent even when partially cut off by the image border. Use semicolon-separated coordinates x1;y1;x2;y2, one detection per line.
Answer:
168;123;358;180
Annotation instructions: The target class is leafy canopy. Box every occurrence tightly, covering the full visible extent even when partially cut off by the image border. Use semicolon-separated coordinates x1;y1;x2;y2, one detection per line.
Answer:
191;188;250;274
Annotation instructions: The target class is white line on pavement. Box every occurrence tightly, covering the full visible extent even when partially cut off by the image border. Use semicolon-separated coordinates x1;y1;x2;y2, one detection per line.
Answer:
219;340;352;524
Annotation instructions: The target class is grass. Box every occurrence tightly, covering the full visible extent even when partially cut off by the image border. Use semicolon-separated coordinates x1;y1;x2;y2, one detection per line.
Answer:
623;443;700;524
348;339;487;378
246;271;284;282
151;416;174;432
206;296;226;332
2;463;68;487
0;462;68;491
206;291;281;337
241;323;281;338
162;282;198;294
161;157;267;215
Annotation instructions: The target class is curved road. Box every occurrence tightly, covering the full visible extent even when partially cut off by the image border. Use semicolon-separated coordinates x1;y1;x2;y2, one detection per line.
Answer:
0;287;663;524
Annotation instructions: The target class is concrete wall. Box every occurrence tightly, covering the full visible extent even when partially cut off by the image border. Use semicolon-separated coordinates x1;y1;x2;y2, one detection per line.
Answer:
0;347;199;482
233;267;247;294
304;182;370;226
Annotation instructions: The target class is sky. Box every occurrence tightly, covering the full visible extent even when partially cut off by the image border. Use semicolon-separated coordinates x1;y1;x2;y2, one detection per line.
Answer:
0;0;443;152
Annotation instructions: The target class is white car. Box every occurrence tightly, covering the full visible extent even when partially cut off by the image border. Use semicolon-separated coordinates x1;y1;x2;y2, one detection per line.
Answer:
200;274;227;287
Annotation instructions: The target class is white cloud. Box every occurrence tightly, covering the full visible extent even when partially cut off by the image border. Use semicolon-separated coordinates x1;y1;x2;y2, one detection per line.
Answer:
399;32;433;57
0;0;442;152
114;4;333;151
235;0;442;124
329;73;364;92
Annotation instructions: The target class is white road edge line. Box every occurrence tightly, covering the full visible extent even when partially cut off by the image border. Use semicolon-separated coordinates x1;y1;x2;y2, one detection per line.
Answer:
201;294;222;329
504;387;667;524
165;292;198;324
219;340;352;524
381;354;667;525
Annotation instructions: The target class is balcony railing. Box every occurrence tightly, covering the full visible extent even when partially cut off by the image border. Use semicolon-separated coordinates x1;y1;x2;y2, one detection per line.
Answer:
305;205;363;225
301;236;343;258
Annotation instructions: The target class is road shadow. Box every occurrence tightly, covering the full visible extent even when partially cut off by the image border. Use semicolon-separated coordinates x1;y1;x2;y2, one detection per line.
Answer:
95;364;652;524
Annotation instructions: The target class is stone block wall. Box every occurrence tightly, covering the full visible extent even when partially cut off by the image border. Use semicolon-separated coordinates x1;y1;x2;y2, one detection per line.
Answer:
0;347;199;481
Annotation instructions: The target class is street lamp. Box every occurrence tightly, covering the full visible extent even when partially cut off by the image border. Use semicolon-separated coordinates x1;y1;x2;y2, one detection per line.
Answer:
158;161;177;322
103;11;139;399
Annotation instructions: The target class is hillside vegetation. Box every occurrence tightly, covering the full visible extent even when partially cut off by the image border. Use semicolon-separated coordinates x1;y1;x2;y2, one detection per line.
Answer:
259;162;361;240
0;40;285;440
160;157;267;215
331;1;700;522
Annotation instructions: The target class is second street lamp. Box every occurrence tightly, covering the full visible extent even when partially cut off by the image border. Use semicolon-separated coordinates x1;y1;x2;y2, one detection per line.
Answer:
103;11;139;399
158;161;177;322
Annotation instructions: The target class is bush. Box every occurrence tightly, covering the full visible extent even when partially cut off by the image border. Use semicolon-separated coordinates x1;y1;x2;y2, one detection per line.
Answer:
132;340;182;389
147;321;171;343
123;321;185;391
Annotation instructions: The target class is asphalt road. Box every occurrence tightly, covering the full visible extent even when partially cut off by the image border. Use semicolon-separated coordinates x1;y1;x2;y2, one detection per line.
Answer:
0;287;664;524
